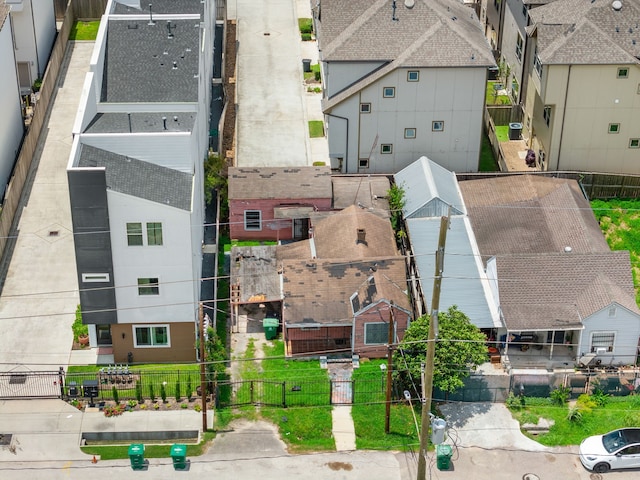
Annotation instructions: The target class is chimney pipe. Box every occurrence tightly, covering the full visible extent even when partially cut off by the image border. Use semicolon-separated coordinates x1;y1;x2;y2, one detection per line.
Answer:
357;228;367;245
162;116;167;130
148;4;155;25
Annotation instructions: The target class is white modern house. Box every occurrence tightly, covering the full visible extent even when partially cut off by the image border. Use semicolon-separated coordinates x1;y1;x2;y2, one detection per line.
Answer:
0;3;23;198
67;0;215;363
5;0;56;94
314;0;496;174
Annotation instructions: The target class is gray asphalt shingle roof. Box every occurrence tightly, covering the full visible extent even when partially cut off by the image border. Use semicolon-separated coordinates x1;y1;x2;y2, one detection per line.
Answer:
84;112;196;133
78;144;193;211
111;0;204;15
528;0;640;64
102;19;200;103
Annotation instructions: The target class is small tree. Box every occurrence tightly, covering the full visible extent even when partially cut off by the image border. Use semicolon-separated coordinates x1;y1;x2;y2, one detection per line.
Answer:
204;152;229;219
160;383;167;403
387;183;406;234
149;383;156;403
186;377;193;402
112;386;119;404
175;380;182;403
135;380;143;404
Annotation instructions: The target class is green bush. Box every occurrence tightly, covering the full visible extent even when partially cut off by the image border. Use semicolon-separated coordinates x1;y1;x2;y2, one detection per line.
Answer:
135;381;143;404
550;385;570;406
314;70;321;81
32;78;42;93
160;383;167;403
175;380;182;402
506;392;525;410
187;377;193;402
301;33;312;41
576;394;597;413
567;406;582;423
149;383;156;403
72;305;88;342
112;386;119;404
298;18;313;34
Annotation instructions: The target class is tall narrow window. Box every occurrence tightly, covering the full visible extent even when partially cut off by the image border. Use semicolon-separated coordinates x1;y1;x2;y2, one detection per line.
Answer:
534;46;542;77
543;106;552;127
515;34;523;62
126;223;143;246
146;222;163;246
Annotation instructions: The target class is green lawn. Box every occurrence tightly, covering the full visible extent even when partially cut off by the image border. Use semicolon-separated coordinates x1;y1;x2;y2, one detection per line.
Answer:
511;396;640;446
494;125;510;142
591;198;640;304
486;81;511;105
223;238;276;253
261;405;335;452
70;21;100;41
81;431;215;459
479;133;499;171
308;120;325;138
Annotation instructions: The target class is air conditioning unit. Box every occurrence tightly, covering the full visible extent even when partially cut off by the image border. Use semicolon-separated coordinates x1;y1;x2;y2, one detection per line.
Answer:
596;347;607;355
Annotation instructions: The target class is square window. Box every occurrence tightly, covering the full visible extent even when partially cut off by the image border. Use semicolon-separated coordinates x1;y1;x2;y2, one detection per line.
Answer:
617;67;629;79
609;123;620;134
432;121;444;132
146;222;163;246
244;210;262;230
383;87;395;98
359;158;369;168
629;138;640;148
126;222;143;246
380;144;393;154
365;322;392;344
138;277;159;295
407;71;419;82
134;325;170;347
360;103;371;114
404;128;416;139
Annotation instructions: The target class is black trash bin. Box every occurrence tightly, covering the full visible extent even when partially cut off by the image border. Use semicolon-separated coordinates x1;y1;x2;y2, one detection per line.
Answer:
509;122;523;140
302;58;312;72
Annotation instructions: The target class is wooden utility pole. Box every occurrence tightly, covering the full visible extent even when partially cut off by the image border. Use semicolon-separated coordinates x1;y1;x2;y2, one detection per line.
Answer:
416;214;450;480
199;302;208;431
384;303;395;433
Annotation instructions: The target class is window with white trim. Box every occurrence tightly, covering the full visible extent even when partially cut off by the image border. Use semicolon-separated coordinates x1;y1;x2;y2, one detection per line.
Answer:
82;273;110;283
629;138;640;148
617;67;629;79
359;158;369;168
134;325;170;347
146;222;163;246
404;128;416;139
138;277;159;295
383;87;395;98
543;106;552;127
432;121;444;132
126;222;143;246
534;47;542;77
364;322;388;345
609;123;620;134
244;210;262;231
590;332;614;353
360;103;371;113
381;144;393;154
407;71;419;82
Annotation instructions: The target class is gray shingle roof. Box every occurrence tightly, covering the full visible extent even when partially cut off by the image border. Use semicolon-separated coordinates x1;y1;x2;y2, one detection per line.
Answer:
528;0;640;64
84;112;196;133
495;251;639;331
230;245;281;303
112;0;204;15
78;144;193;211
228;166;332;200
318;0;494;66
459;175;610;259
102;19;200;103
331;176;391;216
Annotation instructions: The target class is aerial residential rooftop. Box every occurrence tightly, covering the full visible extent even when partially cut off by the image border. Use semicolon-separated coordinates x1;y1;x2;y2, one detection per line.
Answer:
84;112;196;133
102;18;200;103
228;166;332;200
111;0;204;15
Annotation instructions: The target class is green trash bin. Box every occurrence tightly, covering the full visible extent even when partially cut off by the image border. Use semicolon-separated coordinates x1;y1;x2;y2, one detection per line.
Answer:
263;317;279;340
128;443;145;470
170;443;188;470
436;444;452;470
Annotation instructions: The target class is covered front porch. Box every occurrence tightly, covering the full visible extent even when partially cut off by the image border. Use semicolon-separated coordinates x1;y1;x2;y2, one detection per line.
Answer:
501;329;580;371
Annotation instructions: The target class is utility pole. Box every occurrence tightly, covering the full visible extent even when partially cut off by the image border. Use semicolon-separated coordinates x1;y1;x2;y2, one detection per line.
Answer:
384;303;395;433
416;214;450;480
199;302;208;432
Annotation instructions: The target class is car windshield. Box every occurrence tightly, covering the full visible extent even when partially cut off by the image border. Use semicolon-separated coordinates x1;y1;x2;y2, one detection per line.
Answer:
602;430;628;453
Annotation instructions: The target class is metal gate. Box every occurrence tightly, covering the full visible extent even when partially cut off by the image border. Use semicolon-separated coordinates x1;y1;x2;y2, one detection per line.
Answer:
330;379;353;405
0;367;64;399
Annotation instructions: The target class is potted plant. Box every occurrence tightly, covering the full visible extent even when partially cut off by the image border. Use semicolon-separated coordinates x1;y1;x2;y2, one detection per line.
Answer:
73;305;89;346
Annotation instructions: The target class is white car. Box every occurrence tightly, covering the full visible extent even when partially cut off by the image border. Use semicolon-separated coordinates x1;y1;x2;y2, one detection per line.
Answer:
579;428;640;473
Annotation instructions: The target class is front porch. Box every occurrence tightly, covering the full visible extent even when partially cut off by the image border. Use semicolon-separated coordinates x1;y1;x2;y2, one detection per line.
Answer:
503;344;576;371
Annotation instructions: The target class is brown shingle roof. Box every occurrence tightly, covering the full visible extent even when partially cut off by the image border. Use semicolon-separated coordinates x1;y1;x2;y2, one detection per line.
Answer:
230;246;280;303
495;251;638;331
228;166;332;200
459;175;609;258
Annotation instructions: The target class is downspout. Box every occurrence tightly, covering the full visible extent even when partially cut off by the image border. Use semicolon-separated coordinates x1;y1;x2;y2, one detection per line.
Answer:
556;65;572;171
326;113;349;173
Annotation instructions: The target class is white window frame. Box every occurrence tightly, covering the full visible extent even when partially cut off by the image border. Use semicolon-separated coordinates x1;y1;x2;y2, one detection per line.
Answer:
432;121;444;132
364;322;390;345
126;222;143;246
137;277;159;296
629;138;640;148
515;34;523;62
360;103;371;113
146;222;163;246
543;106;552;127
404;128;416;139
590;331;615;353
358;158;369;168
244;210;262;231
407;71;419;82
534;47;542;77
383;87;395;98
380;144;393;154
617;67;629;79
82;273;110;283
133;324;171;348
609;123;620;134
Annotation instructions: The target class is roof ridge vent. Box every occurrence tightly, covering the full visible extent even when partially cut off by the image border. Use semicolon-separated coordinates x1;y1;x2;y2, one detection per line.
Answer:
612;0;622;11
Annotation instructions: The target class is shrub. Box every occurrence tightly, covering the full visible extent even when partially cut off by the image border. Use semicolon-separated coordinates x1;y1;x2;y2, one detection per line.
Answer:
187;377;193;402
567;406;582;423
72;305;88;342
301;33;312;41
104;404;125;417
506;392;525;410
194;404;202;412
160;383;167;403
576;394;597;413
139;404;148;410
181;403;188;409
549;385;570;406
112;386;119;404
135;381;143;404
153;403;160;410
127;400;137;408
32;78;42;93
298;18;313;34
149;383;156;403
175;380;182;403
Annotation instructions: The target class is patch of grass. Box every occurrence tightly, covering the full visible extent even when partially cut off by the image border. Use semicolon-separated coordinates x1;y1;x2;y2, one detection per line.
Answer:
81;431;215;459
494;125;510;142
486;81;511;105
261;405;334;452
298;18;313;34
70;21;100;41
352;402;420;451
479;133;499;171
510;397;640;445
260;341;328;382
308;120;325;138
223;239;276;253
591;198;640;305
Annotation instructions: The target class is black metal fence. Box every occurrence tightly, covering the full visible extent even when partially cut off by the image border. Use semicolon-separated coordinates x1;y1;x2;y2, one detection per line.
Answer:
0;370;64;399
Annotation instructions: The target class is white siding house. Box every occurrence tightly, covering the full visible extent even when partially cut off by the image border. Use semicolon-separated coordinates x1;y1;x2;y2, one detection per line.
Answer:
66;0;215;363
580;304;640;366
0;4;23;197
315;0;495;174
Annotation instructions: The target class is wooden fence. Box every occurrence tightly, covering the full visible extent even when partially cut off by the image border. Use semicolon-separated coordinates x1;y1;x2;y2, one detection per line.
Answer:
486;105;523;126
55;0;107;19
